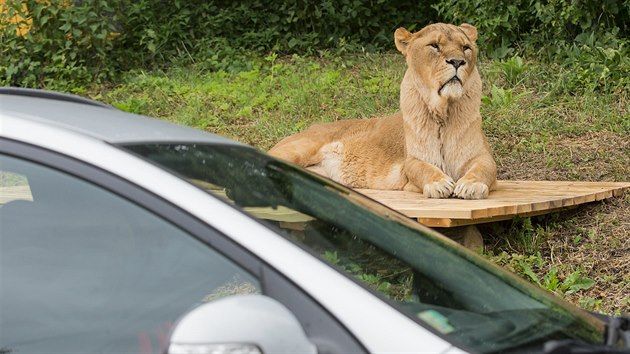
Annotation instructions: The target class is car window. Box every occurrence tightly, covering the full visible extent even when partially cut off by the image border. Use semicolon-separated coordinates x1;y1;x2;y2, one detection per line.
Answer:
125;143;606;354
0;154;260;354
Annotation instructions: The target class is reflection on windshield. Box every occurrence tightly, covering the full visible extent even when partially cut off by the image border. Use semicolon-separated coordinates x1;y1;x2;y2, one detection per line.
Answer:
124;143;605;353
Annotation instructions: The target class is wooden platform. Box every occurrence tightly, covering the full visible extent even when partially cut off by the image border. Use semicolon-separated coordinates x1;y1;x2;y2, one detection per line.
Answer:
2;181;628;230
358;180;630;228
0;185;32;205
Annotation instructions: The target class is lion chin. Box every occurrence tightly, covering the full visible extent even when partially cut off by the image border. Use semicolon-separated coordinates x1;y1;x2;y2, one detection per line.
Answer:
268;23;497;200
439;78;464;98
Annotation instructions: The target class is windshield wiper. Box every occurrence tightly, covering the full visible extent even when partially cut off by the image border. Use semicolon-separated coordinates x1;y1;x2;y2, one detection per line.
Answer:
544;316;630;354
606;317;630;349
544;340;630;354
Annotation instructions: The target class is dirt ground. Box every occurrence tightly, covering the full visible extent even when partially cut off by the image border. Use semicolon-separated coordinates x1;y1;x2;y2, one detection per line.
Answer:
485;132;629;314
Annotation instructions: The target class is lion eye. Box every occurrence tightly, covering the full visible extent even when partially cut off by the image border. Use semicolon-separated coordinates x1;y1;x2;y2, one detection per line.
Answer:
429;43;440;50
463;45;471;51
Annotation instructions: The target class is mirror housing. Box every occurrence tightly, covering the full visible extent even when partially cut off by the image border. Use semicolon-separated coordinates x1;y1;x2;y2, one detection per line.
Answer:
168;294;318;354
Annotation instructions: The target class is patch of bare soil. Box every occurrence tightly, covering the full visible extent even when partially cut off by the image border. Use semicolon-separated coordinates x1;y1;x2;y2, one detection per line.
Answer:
555;196;630;314
493;132;629;182
487;131;630;314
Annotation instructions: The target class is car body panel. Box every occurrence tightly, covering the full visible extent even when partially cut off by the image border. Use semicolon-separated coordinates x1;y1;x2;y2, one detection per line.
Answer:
1;107;458;353
0;93;240;145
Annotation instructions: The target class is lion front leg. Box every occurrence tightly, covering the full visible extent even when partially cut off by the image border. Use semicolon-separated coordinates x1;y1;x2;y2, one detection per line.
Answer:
403;158;455;198
453;157;497;200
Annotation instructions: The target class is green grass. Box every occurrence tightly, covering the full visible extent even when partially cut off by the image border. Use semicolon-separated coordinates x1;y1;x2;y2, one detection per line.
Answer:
102;53;403;149
96;52;630;314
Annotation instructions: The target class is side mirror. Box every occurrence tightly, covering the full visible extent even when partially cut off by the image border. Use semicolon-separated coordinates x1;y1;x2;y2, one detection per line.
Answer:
168;294;317;354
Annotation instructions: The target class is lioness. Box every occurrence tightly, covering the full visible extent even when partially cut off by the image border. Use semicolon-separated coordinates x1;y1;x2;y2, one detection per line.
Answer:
269;23;497;199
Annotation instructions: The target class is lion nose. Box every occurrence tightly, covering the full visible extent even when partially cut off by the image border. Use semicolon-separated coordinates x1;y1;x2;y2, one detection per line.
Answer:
446;58;466;69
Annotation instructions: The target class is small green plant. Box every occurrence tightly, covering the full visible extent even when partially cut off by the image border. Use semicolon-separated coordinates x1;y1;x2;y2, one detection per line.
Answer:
579;297;604;312
322;250;340;265
488;252;595;296
320;251;411;301
487;251;543;281
542;267;595;295
507;217;542;254
112;97;147;114
481;85;529;108
496;56;526;85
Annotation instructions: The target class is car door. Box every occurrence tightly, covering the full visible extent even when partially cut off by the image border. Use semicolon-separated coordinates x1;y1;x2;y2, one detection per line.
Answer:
0;139;364;354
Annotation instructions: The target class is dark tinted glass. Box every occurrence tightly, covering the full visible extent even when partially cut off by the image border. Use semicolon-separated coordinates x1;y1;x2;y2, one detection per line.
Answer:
125;143;606;354
0;155;260;354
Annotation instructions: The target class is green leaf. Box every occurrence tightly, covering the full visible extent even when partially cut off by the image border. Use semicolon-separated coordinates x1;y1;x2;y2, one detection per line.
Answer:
567;277;594;294
6;65;19;78
322;251;339;264
59;22;72;32
519;261;541;286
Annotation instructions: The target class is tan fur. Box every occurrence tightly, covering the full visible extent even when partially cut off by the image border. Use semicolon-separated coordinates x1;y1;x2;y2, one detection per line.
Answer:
269;23;497;199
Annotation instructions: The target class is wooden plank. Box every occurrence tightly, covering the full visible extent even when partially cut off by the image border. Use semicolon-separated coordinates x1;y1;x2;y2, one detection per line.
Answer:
2;180;628;229
0;185;32;205
418;206;580;227
358;180;630;227
243;206;314;223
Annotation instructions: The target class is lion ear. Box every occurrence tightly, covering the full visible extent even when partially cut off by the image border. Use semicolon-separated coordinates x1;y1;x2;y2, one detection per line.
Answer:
459;23;478;42
394;28;413;55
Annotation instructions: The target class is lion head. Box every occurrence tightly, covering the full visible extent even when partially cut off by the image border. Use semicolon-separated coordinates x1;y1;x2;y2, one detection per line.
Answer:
395;23;481;117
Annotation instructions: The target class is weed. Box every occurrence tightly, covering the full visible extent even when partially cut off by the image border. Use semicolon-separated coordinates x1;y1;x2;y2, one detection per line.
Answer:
487;252;595;297
496;56;526;86
554;267;595;295
579;297;604;312
320;251;411;301
487;251;543;281
322;250;340;265
502;217;550;255
481;85;530;108
113;97;147;114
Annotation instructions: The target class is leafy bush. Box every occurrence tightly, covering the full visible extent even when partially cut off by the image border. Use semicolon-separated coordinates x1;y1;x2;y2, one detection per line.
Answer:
1;0;436;87
0;0;117;90
555;31;630;93
113;0;437;69
434;0;630;56
2;0;629;92
433;0;532;57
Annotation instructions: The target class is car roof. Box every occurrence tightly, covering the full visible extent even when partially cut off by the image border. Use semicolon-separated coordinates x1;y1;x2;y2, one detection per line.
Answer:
0;88;243;146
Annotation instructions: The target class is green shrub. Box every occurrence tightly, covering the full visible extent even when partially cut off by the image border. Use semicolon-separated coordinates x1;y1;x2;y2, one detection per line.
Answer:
0;0;118;90
1;0;436;88
433;0;531;57
434;0;630;56
113;0;437;68
2;0;629;93
555;31;630;93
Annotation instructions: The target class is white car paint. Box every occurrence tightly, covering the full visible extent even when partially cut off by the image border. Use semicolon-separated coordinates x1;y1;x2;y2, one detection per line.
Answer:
2;111;464;353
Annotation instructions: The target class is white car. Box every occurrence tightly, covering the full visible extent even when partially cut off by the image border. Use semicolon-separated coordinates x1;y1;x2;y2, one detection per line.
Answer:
1;88;628;354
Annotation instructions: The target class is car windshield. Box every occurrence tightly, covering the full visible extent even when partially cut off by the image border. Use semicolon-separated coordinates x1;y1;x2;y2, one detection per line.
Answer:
123;143;605;353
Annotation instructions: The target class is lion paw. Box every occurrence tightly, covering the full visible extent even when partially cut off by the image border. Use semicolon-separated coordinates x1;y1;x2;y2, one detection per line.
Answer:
423;177;455;199
453;179;489;200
